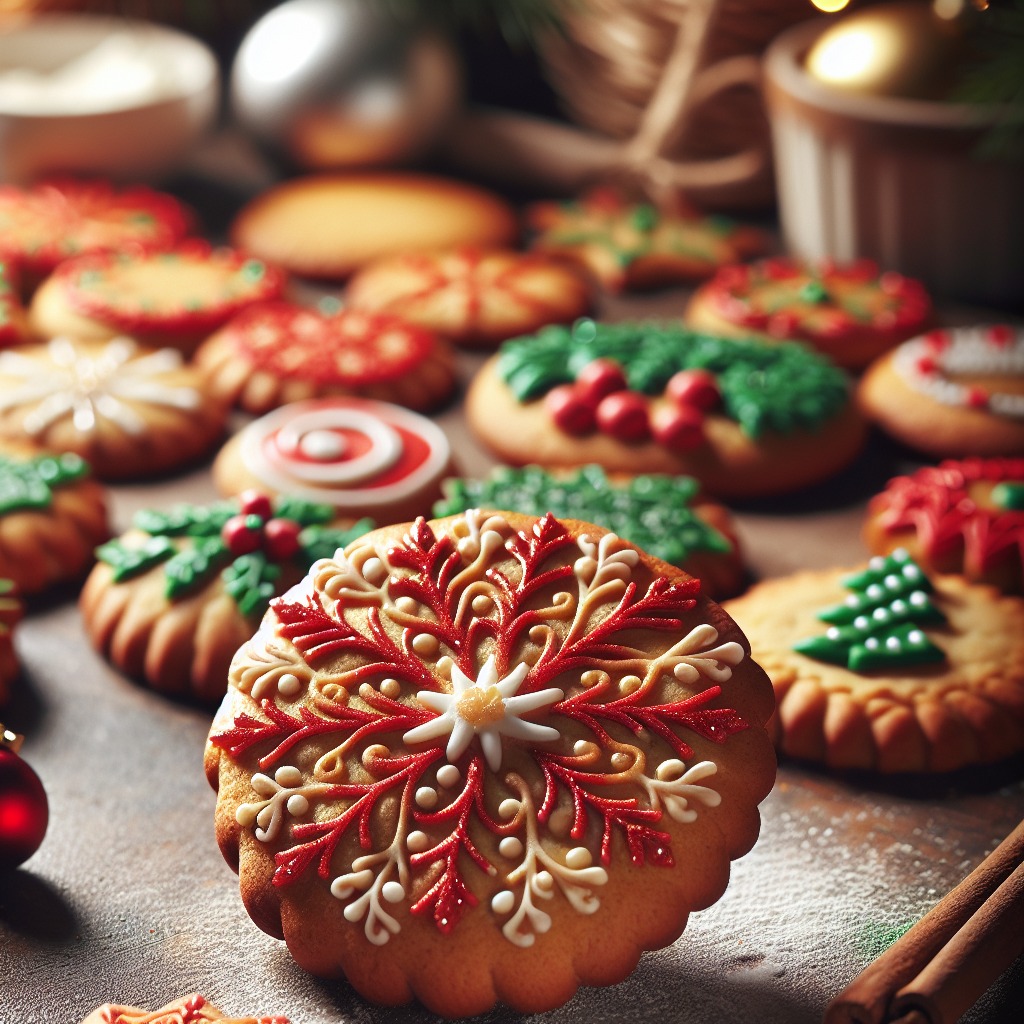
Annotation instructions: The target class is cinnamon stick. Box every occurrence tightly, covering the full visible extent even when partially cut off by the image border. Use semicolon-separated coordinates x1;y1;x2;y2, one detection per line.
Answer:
823;819;1024;1024
888;860;1024;1024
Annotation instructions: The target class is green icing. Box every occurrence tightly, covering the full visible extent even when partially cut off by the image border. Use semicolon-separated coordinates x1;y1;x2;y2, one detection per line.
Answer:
433;464;732;568
798;279;828;304
223;552;281;617
299;518;377;565
273;497;337;528
96;535;176;583
134;502;236;538
164;536;230;599
0;452;89;515
992;481;1024;511
495;319;849;439
793;550;946;672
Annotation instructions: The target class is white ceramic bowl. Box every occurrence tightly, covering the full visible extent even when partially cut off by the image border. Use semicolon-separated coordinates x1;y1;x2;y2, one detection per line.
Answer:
0;15;219;183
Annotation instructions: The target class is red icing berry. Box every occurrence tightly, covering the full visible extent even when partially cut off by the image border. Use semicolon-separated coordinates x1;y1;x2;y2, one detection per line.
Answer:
924;329;951;351
222;514;264;556
545;384;597;436
595;391;650;443
238;489;273;521
966;387;989;409
575;358;627;405
666;369;720;411
652;405;705;453
263;517;302;560
915;356;937;375
987;324;1014;346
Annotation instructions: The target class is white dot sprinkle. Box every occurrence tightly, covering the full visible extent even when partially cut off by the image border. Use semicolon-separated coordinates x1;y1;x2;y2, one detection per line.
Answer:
491;890;515;915
884;574;901;589
865;637;880;650
499;836;523;859
886;636;901;651
535;871;554;891
873;608;889;621
380;678;401;698
891;600;906;614
908;630;925;644
826;627;841;640
565;847;592;869
498;798;520;820
415;787;438;809
275;766;302;787
854;616;869;630
286;794;309;816
361;557;386;584
407;830;429;852
845;594;860;607
910;591;927;606
299;428;347;461
867;584;884;600
412;633;439;657
382;881;405;903
619;674;642;695
869;557;886;571
277;673;303;696
395;596;418;614
436;764;461;789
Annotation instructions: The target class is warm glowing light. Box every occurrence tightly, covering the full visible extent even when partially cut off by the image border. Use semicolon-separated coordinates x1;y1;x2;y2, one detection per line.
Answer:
241;9;322;84
933;0;964;18
809;0;851;12
808;30;876;83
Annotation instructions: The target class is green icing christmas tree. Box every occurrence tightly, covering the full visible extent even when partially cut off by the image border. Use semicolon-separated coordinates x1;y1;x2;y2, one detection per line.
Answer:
793;549;946;672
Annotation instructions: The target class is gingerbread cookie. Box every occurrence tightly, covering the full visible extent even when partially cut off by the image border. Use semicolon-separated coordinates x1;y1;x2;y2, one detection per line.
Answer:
346;248;591;349
81;491;372;701
81;993;288;1024
434;465;744;599
724;549;1024;773
857;325;1024;457
205;511;774;1015
0;579;23;704
231;174;519;281
29;242;286;355
527;189;766;294
0;336;228;480
0;177;189;286
0;446;108;594
213;398;453;527
195;301;456;415
467;319;865;498
864;457;1024;594
685;258;931;370
0;261;29;348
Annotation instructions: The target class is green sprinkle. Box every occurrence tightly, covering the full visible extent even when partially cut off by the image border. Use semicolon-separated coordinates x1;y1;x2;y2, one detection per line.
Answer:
241;259;266;283
799;280;829;304
630;204;659;232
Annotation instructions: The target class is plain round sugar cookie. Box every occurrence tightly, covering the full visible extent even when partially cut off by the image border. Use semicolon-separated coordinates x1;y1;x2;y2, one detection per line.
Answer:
204;511;775;1016
79;992;289;1024
213;398;453;527
723;551;1024;773
685;257;931;370
0;579;23;705
231;174;519;280
346;248;591;349
864;457;1024;594
195;301;456;414
81;491;372;701
0;337;228;480
857;325;1024;457
467;320;866;498
29;243;285;355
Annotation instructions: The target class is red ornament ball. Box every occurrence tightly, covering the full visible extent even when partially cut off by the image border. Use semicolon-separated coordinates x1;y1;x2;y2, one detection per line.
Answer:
238;489;273;521
545;384;596;436
263;517;302;561
222;514;264;556
652;404;706;453
666;369;720;411
595;391;650;443
575;358;627;406
0;748;48;871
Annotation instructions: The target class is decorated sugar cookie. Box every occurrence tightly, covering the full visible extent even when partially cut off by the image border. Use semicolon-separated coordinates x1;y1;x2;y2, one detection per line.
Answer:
80;993;289;1024
0;337;228;480
466;319;866;498
0;446;107;594
0;177;189;285
724;549;1024;773
685;258;931;370
81;490;371;700
434;465;744;599
527;189;767;294
0;262;29;348
857;325;1024;457
195;301;456;415
346;248;591;349
0;580;23;704
864;457;1024;594
213;398;453;527
204;511;774;1015
29;242;286;354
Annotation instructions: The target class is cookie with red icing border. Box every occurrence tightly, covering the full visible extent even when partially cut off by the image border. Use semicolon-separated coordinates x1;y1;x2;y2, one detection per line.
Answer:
195;301;456;414
858;325;1024;457
80;992;288;1024
213;398;454;527
346;248;592;349
0;178;189;286
29;242;285;355
864;457;1024;594
204;511;774;1015
685;258;931;370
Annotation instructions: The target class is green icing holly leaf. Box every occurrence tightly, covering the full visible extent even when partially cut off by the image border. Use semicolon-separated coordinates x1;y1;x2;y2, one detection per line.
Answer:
97;535;177;582
223;552;281;617
793;549;946;671
0;452;89;515
274;497;337;528
164;536;230;599
134;502;236;537
298;518;375;567
433;465;731;568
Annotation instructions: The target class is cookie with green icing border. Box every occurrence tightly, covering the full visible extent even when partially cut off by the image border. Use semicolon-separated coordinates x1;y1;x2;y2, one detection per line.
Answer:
80;490;372;701
466;319;866;498
434;464;744;599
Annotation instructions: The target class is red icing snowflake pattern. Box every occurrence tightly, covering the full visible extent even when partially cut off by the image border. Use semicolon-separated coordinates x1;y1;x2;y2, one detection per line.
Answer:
99;993;289;1024
211;512;748;947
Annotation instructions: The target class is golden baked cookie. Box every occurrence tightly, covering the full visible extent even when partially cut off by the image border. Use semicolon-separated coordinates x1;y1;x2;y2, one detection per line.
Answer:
857;325;1024;457
231;174;519;280
0;260;29;349
195;301;456;415
346;248;591;349
0;579;23;704
467;319;866;498
80;993;288;1024
723;551;1024;773
528;188;766;294
205;511;775;1016
0;445;108;595
81;491;372;701
685;257;931;370
29;243;285;355
864;458;1024;595
0;337;228;480
213;398;454;527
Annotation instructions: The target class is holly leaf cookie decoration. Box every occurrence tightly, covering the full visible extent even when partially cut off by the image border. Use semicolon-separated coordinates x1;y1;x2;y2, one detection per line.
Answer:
0;451;89;515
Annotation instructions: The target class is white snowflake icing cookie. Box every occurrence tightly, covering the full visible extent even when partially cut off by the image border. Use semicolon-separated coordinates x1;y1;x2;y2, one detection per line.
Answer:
205;511;775;1015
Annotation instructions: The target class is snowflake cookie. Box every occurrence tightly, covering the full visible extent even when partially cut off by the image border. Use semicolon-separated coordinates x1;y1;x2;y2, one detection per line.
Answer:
205;511;775;1015
81;993;288;1024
